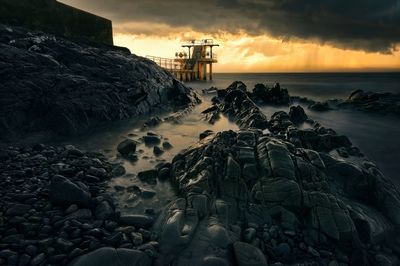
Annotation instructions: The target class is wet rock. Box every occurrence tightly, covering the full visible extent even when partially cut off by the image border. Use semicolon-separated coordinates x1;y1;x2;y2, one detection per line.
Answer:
153;146;164;156
289;105;308;123
111;165;126;177
143;134;161;145
143;116;162;127
158;167;171;181
95;201;114;220
66;209;92;220
65;145;84;157
226;156;241;179
273;243;291;257
65;204;79;214
243;228;257;243
233;241;268;266
31;253;46;266
250;82;290;105
56;238;74;252
70;247;151;266
5;203;31;216
162;141;173;150
200;130;214;140
119;215;155;229
138;169;158;183
202;87;218;94
310;101;330;111
50;175;91;206
141;189;156;199
117;139;136;156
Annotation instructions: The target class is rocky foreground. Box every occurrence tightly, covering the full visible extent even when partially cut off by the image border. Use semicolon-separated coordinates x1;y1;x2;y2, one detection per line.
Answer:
0;24;199;143
149;82;400;265
1;81;400;265
0;144;163;265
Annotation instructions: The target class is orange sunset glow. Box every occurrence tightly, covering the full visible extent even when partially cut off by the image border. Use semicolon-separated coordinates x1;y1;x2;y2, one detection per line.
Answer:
59;0;400;73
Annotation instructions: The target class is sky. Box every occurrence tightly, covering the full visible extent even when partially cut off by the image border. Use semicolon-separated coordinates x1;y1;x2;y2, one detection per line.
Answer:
59;0;400;72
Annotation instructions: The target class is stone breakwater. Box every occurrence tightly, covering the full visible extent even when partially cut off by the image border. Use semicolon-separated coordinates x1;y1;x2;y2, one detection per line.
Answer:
0;24;200;143
150;82;400;265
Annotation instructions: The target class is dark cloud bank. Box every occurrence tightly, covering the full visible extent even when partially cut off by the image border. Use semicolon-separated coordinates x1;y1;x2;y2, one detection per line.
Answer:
73;0;400;53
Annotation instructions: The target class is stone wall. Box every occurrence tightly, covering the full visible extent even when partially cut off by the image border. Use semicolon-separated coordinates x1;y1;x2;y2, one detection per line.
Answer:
0;0;113;45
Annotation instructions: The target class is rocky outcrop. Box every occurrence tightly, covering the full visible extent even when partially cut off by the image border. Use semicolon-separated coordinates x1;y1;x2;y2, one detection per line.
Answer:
203;85;269;129
339;89;400;115
0;24;199;142
152;129;400;265
0;144;159;265
251;82;290;105
292;89;400;115
149;82;400;265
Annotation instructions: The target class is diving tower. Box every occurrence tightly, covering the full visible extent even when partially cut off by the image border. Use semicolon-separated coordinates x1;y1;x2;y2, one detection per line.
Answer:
146;39;219;81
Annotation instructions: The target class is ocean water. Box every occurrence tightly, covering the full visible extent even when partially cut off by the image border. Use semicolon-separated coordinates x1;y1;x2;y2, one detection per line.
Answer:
186;72;400;184
186;72;400;101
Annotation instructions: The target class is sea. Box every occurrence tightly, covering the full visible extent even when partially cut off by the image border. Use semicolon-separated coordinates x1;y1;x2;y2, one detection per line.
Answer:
65;72;400;214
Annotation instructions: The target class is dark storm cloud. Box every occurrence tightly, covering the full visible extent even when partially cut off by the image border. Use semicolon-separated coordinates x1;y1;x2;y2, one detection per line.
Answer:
67;0;400;53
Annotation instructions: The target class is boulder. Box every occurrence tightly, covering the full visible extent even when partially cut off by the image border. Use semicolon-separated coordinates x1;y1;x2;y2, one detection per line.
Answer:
5;204;31;216
119;215;155;229
289;105;308;123
117;139;136;156
70;247;151;266
153;146;164;156
233;241;268;266
138;169;158;182
50;175;91;206
143;135;161;145
226;156;241;180
143;116;162;127
95;201;114;220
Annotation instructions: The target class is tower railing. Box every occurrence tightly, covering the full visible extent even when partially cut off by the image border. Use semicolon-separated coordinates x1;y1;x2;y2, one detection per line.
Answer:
145;55;178;71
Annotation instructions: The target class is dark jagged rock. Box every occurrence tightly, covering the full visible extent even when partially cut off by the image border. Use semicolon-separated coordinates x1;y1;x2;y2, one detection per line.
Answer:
202;81;293;129
221;89;268;130
227;81;248;92
340;89;400;115
153;146;164;156
143;116;162;128
152;90;400;265
251;82;291;105
289;105;308;123
199;130;214;140
162;141;173;150
233;241;268;266
309;101;331;111
143;134;161;145
50;175;91;206
117;139;136;156
0;24;199;142
152;128;400;265
202;87;218;95
119;215;155;229
70;247;151;266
